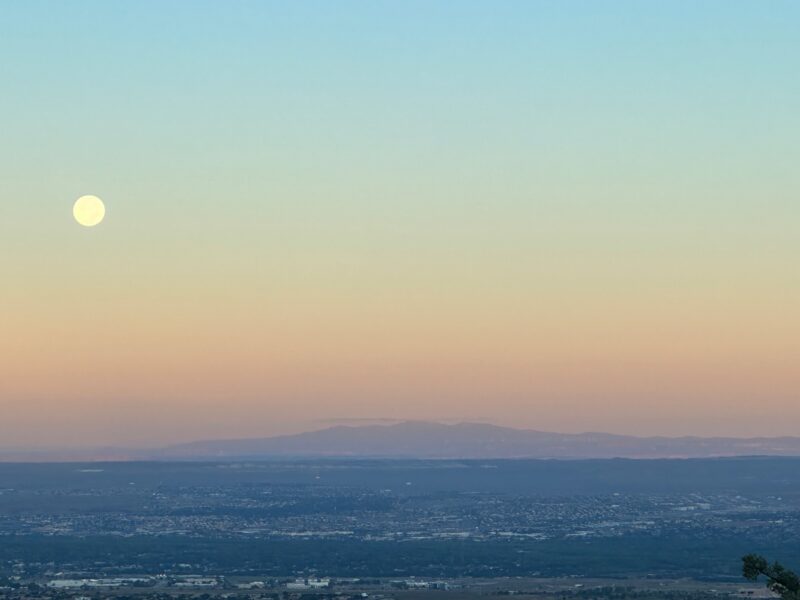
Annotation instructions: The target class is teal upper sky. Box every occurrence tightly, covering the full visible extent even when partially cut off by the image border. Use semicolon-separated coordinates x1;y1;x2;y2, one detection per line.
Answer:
3;1;799;231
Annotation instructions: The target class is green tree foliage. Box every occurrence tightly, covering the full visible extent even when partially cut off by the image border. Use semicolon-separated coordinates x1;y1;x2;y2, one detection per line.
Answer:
743;554;800;600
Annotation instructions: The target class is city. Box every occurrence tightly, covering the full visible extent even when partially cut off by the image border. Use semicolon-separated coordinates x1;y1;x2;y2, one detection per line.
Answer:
0;459;798;598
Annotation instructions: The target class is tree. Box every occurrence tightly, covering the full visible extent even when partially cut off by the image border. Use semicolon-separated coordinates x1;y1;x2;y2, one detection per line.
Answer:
743;554;800;600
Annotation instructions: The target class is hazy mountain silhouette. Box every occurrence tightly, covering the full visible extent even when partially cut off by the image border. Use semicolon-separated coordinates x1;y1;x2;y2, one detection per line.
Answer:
154;421;800;460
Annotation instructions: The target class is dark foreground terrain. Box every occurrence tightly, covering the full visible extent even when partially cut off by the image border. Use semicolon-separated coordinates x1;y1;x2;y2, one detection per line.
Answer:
0;458;798;597
0;576;779;600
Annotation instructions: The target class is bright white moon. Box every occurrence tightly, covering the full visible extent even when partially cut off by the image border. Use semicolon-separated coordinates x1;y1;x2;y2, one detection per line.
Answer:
73;195;106;227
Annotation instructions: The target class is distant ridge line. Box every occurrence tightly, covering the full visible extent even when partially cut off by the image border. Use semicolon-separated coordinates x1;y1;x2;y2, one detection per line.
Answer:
141;421;800;462
4;421;800;463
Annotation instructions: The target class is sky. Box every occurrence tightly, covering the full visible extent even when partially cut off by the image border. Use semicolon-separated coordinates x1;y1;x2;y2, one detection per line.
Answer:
1;1;799;447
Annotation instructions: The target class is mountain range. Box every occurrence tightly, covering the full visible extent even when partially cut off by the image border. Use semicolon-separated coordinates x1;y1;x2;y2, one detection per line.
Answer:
155;421;800;460
4;421;800;462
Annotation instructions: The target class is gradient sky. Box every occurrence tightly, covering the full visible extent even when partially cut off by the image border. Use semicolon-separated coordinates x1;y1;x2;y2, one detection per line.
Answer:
2;1;799;447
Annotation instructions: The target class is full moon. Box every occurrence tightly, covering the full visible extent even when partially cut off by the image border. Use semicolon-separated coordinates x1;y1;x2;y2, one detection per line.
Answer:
73;195;106;227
